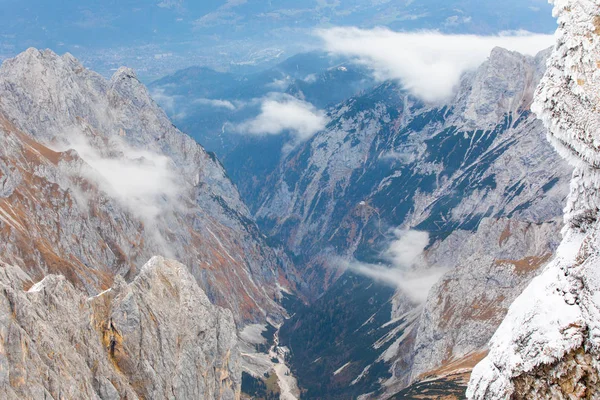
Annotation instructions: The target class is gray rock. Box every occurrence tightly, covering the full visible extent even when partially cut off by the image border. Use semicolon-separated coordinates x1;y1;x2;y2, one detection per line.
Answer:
0;256;240;399
256;47;570;295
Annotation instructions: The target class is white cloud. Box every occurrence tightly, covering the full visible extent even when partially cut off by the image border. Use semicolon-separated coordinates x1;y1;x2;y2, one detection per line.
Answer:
149;88;188;119
384;229;429;268
317;27;554;102
150;88;177;113
151;89;235;116
193;98;236;110
267;76;291;90
349;261;447;304
157;0;184;9
445;15;472;26
194;11;242;29
61;134;183;225
303;73;318;83
194;0;246;28
343;230;448;303
232;93;328;143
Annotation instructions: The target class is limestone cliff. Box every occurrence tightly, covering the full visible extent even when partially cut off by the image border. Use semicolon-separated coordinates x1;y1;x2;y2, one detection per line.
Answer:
0;256;239;399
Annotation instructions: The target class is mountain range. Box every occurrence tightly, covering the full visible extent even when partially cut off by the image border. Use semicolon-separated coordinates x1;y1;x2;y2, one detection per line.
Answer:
1;1;598;397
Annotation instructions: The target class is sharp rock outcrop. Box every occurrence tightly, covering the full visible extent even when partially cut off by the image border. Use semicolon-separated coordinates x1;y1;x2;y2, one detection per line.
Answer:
0;256;239;400
269;46;572;399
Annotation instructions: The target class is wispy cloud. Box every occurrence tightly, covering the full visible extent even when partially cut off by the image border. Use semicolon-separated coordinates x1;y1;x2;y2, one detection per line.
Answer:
58;133;189;255
193;98;236;110
194;0;247;29
157;0;184;10
231;93;328;145
342;230;447;303
151;88;236;119
267;76;292;90
64;135;183;223
149;88;189;119
150;88;177;113
194;11;242;29
317;27;554;102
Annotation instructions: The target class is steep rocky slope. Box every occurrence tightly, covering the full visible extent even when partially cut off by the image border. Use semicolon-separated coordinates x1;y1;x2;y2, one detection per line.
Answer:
388;218;563;396
267;47;573;398
468;0;600;398
279;217;564;399
0;48;292;324
258;47;569;294
0;256;239;399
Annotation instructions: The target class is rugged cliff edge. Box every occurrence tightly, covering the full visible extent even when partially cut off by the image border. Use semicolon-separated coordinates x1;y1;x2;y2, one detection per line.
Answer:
467;0;600;398
0;256;239;399
0;48;297;399
257;47;569;296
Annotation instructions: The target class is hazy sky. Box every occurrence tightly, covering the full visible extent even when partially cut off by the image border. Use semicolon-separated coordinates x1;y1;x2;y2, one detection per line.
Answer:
0;0;556;79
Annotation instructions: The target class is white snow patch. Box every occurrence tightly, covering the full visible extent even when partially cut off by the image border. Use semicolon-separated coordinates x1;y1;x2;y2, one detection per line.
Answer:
88;288;112;300
27;276;50;293
351;364;372;385
334;362;351;376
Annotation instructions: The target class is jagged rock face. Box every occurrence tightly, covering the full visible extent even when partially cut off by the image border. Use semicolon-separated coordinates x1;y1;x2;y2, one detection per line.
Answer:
404;218;562;388
0;48;290;323
467;1;600;399
377;219;563;399
0;257;239;400
271;48;572;399
256;47;569;295
278;218;564;399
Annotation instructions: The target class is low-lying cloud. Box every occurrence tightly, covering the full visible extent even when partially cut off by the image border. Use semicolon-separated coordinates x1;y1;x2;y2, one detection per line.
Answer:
232;93;328;143
62;134;183;225
193;98;236;110
149;88;188;119
344;230;448;303
317;27;554;102
151;88;237;118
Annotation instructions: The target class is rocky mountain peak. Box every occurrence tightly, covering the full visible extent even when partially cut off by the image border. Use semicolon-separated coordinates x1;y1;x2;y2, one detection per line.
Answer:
0;256;240;399
111;66;138;82
1;47;91;87
455;46;548;130
109;65;158;111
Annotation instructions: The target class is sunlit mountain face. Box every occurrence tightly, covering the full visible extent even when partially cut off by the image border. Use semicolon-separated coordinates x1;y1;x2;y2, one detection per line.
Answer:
0;0;554;80
3;1;594;399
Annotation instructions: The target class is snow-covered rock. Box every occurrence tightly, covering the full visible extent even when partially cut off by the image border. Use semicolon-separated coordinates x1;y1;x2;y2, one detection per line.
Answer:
467;1;600;398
